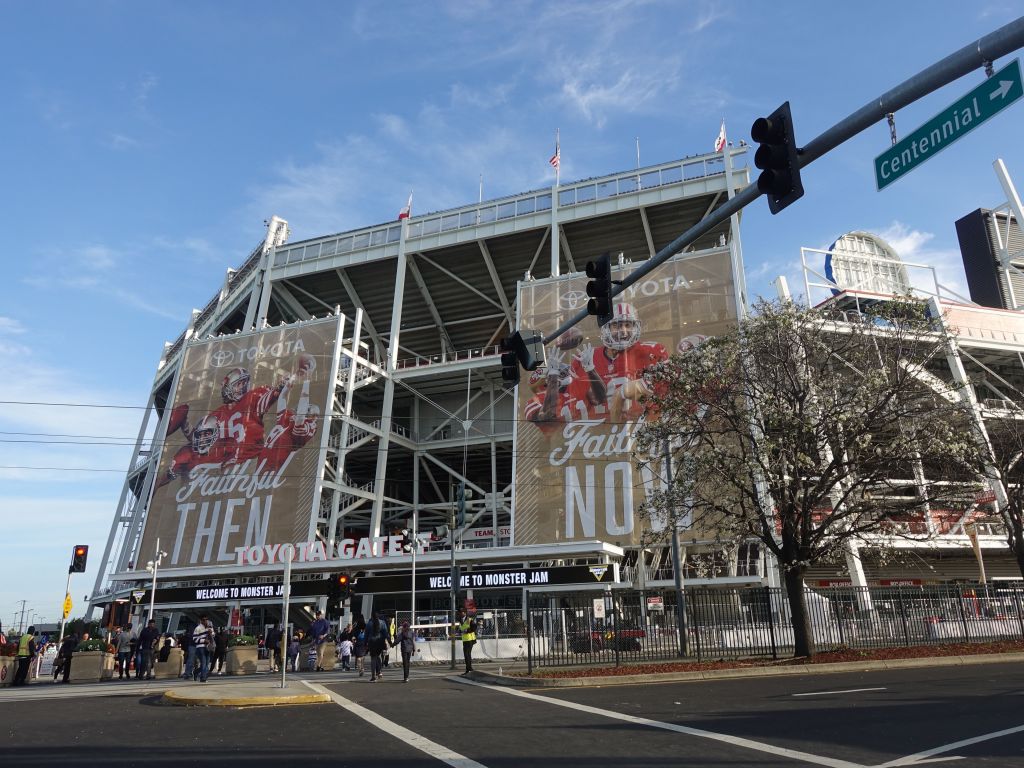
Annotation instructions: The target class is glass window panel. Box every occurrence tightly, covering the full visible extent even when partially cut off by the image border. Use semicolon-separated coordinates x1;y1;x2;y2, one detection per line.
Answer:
441;214;459;231
273;250;287;267
662;165;682;184
352;232;370;249
597;180;616;199
618;176;639;194
558;189;575;206
460;211;478;227
387;226;401;243
370;229;386;246
639;171;660;189
336;236;353;252
407;222;423;238
536;194;551;211
320;240;338;257
422;218;440;235
287;247;303;264
303;244;320;260
576;184;596;203
497;202;516;220
478;206;496;223
517;198;535;215
683;160;705;180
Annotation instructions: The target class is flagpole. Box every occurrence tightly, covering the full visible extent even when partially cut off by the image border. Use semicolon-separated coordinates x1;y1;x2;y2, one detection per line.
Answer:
551;128;560;277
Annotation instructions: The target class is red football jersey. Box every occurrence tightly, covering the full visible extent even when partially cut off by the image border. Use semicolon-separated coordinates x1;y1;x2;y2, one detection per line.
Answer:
210;386;278;462
590;341;668;420
257;409;319;471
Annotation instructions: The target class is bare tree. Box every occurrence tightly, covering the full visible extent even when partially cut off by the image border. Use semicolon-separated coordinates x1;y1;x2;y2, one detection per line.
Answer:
637;299;984;657
980;417;1024;578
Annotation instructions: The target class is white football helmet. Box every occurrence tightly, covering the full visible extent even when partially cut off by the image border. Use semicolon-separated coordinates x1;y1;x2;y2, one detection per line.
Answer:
191;415;220;455
221;367;251;403
601;302;642;351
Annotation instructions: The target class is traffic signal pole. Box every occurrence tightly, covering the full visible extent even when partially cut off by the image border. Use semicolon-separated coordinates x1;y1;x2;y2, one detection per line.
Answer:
56;567;73;646
544;16;1024;345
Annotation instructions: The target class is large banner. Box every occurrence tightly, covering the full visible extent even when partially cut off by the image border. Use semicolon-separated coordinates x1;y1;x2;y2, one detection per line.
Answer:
139;318;339;569
513;251;736;546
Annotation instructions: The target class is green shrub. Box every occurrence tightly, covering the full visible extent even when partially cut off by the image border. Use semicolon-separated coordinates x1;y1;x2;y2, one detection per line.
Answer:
227;634;257;647
76;639;113;653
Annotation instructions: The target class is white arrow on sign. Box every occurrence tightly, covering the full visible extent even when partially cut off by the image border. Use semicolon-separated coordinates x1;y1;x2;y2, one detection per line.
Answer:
991;80;1014;100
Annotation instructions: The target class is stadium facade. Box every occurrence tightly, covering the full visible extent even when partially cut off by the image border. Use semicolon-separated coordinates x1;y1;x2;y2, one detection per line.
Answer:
87;147;1023;632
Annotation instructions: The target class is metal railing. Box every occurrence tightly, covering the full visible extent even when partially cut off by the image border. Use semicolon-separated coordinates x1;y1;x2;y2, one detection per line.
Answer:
523;584;1024;670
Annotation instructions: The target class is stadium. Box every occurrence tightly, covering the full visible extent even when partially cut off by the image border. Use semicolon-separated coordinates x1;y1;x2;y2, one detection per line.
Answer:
86;143;1024;648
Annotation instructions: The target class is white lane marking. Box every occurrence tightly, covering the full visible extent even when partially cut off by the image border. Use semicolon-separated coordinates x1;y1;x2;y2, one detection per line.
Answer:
793;688;887;697
302;680;488;768
905;758;964;764
454;677;866;768
874;723;1024;767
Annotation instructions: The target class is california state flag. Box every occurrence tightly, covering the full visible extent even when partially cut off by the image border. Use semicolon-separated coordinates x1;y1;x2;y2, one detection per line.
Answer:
714;120;727;153
398;193;413;220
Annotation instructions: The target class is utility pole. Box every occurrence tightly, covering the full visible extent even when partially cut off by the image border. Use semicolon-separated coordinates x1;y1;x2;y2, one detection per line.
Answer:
17;600;27;633
449;501;458;671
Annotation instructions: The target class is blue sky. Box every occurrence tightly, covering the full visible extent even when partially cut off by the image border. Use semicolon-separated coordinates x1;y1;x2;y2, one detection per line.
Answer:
2;1;1023;630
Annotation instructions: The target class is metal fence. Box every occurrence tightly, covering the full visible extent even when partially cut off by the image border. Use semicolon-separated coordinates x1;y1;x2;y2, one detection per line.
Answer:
524;584;1024;671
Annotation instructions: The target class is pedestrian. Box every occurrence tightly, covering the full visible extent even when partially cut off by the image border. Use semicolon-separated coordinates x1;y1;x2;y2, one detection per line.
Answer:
266;623;282;672
115;624;132;680
383;614;396;668
366;611;389;682
191;615;214;682
137;619;160;680
180;626;196;679
338;635;353;671
310;610;330;671
287;633;301;672
212;627;228;675
158;634;173;663
54;633;77;684
352;614;367;677
392;620;416;682
12;626;38;686
454;608;477;675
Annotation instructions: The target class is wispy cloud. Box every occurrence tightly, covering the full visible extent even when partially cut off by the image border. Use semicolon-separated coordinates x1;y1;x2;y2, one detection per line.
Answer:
876;222;970;300
108;132;140;150
0;317;25;335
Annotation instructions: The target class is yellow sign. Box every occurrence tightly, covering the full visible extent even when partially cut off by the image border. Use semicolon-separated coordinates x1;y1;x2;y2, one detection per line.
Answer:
62;593;72;619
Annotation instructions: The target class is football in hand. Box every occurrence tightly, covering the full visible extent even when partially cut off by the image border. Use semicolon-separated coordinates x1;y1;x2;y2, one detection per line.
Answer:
296;353;317;375
554;327;584;350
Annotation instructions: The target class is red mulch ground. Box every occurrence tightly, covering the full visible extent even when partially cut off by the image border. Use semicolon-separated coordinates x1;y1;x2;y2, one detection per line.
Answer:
515;640;1024;678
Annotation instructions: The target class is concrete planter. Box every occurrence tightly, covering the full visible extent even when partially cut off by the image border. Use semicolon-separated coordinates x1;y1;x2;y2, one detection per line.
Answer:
320;642;337;671
226;645;258;675
154;648;183;679
0;656;16;687
69;651;114;684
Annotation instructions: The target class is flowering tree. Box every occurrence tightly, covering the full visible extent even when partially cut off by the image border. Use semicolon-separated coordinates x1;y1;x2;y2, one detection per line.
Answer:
637;299;984;657
980;417;1024;578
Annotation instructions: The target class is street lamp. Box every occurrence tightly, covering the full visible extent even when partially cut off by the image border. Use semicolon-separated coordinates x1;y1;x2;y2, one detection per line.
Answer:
145;538;168;624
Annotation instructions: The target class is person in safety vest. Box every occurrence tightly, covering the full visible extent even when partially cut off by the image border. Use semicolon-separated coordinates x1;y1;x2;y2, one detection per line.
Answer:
453;609;477;675
12;626;38;687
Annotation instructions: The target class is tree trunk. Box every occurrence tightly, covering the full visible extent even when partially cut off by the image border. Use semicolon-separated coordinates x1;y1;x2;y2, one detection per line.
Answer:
1011;524;1024;580
783;565;814;658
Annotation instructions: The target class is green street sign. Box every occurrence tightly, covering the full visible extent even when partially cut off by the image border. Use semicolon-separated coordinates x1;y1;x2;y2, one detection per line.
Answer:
875;59;1022;190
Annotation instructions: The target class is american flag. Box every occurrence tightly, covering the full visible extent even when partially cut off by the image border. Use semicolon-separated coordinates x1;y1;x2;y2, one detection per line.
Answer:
549;142;560;169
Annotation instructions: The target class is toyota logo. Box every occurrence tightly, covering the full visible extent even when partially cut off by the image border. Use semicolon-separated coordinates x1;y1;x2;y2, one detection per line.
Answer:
210;350;234;367
559;290;588;310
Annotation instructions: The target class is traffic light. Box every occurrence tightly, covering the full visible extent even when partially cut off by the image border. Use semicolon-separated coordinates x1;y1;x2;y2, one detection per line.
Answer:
70;545;89;573
456;482;473;527
585;252;614;326
499;330;547;387
337;572;351;600
500;335;519;386
750;101;804;214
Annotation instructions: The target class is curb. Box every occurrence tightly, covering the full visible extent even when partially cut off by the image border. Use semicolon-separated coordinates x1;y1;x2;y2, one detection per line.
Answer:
469;652;1024;688
162;688;331;707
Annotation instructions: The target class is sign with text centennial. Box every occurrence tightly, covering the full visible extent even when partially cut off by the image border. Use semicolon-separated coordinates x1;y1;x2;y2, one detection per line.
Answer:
875;59;1022;190
513;251;737;546
138;317;340;569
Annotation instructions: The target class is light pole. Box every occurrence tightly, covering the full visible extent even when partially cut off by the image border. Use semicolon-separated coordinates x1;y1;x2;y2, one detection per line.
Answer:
145;538;168;625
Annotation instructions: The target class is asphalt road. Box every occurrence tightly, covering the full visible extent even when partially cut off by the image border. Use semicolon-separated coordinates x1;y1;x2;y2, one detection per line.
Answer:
2;662;1023;767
